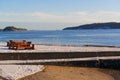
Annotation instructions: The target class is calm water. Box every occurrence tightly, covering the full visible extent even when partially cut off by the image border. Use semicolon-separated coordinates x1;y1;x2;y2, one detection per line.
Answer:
1;29;120;46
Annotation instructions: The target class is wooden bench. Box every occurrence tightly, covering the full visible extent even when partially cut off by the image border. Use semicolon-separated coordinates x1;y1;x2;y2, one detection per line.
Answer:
7;40;34;50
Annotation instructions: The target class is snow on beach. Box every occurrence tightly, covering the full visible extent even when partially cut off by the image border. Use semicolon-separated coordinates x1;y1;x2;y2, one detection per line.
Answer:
1;42;120;79
0;42;45;80
1;42;120;53
0;65;44;80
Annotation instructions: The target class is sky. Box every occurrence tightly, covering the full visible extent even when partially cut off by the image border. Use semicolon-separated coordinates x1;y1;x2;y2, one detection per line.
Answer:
0;0;120;30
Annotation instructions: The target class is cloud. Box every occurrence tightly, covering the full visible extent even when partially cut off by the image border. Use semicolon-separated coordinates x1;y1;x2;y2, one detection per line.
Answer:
0;11;120;24
70;11;120;23
0;12;63;22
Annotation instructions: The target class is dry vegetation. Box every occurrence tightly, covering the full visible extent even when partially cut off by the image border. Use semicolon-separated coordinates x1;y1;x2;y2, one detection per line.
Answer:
18;65;120;80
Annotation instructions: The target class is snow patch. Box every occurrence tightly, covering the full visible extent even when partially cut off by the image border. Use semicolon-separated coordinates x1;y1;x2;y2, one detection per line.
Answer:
0;65;44;80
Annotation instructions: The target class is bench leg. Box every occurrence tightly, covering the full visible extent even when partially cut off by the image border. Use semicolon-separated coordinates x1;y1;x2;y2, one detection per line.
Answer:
32;44;34;49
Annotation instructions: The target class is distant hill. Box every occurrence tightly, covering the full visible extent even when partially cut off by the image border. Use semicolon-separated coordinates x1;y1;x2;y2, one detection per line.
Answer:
1;26;27;31
63;22;120;30
0;29;2;31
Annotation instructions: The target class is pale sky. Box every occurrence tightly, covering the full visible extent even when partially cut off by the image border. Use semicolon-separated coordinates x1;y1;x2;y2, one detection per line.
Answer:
0;0;120;30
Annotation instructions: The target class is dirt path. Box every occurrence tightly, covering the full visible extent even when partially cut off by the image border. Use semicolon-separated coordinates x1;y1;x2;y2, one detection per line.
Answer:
18;65;120;80
0;76;7;80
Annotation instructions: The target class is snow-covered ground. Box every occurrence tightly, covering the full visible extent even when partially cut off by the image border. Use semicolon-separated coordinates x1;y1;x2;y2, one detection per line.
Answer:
1;42;120;53
1;42;120;79
0;42;45;80
0;65;44;80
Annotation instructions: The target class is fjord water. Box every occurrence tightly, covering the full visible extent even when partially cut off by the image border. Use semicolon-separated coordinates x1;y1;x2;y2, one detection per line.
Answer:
1;29;120;46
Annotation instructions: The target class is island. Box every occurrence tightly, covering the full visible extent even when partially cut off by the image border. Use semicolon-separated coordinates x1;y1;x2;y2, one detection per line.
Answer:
0;26;27;31
63;22;120;30
0;29;2;31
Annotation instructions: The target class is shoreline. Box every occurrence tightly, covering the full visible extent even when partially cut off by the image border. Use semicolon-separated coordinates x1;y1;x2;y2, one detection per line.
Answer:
1;41;120;47
1;42;120;53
